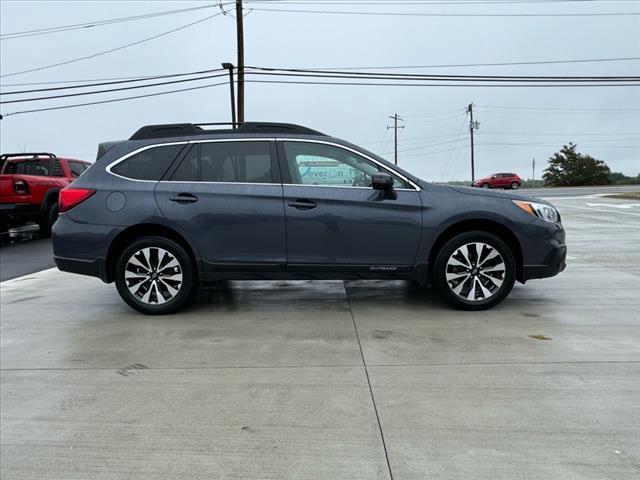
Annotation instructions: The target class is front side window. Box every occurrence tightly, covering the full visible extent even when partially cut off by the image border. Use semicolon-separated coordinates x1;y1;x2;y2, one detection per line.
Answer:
170;141;274;183
111;144;184;181
283;142;408;189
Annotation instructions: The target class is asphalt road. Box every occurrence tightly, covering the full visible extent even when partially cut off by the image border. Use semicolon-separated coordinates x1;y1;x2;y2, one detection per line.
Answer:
0;235;54;282
2;189;640;479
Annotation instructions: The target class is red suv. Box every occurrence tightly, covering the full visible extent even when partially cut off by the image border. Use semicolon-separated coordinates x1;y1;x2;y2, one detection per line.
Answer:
472;172;522;190
0;153;91;237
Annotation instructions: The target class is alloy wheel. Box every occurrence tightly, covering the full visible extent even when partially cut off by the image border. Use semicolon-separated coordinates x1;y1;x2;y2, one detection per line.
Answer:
124;247;183;305
445;242;506;302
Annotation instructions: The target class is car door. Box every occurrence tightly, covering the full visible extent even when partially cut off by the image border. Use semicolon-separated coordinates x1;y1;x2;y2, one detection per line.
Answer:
154;139;286;271
497;173;510;188
278;139;422;270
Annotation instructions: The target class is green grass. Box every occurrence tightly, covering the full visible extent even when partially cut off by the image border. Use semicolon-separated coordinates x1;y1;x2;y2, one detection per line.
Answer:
603;192;640;200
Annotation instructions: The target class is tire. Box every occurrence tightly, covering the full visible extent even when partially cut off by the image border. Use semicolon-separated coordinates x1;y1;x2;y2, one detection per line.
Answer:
115;236;197;315
510;182;520;190
481;183;490;189
433;231;516;310
38;202;59;238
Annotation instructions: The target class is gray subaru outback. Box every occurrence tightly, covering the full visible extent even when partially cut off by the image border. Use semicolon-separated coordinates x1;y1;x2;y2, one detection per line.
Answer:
53;122;566;314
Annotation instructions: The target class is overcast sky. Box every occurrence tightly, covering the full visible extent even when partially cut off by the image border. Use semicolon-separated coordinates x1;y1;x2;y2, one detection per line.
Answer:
1;0;639;180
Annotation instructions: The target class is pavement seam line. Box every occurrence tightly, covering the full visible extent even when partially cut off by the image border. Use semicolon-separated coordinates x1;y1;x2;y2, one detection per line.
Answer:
3;360;640;372
345;285;394;480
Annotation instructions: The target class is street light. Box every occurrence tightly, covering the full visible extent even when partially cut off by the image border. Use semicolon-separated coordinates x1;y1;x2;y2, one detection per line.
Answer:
221;62;236;128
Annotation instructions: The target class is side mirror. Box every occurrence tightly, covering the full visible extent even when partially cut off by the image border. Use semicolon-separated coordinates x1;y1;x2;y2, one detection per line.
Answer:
371;172;397;199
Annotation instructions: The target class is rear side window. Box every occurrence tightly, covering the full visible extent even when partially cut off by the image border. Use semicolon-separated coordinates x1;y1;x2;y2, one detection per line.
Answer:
111;144;184;181
11;159;51;176
68;161;89;178
170;141;275;183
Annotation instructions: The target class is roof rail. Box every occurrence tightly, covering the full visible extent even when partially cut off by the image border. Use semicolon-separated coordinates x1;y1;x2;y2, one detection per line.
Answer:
0;152;56;161
129;122;326;140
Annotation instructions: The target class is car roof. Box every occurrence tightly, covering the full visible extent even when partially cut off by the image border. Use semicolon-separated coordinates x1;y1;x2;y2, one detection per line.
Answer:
129;122;327;141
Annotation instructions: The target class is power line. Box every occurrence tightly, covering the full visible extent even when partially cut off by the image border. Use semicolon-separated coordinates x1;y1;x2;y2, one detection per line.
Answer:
246;0;640;4
245;0;640;3
480;131;640;136
7;69;639;104
476;142;640;148
382;137;469;155
248;6;640;17
394;145;471;158
3;55;637;89
0;12;224;78
0;73;202;88
307;57;640;70
0;4;231;40
246;66;640;81
245;78;640;87
0;68;224;95
477;105;640;112
1;81;228;118
0;73;229;104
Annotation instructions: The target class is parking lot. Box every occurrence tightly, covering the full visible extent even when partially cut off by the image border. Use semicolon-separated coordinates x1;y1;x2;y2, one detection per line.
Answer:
1;192;639;479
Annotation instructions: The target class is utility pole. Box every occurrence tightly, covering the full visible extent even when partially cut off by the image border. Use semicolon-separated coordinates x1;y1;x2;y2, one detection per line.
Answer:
235;0;245;124
467;103;479;182
221;63;236;127
387;113;404;166
532;157;536;184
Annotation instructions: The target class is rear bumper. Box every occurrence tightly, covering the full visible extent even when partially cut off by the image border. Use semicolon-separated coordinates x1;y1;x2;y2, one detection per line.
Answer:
0;202;40;227
54;255;109;282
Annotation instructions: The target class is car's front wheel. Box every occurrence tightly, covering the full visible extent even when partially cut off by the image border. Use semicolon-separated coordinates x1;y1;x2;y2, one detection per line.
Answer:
115;236;197;315
433;231;516;310
481;183;490;188
510;182;520;190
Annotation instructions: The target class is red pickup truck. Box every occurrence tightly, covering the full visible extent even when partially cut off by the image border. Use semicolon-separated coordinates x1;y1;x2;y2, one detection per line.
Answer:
0;153;91;237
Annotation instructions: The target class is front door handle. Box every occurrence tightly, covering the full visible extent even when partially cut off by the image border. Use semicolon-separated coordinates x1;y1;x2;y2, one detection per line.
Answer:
169;193;199;204
288;199;317;210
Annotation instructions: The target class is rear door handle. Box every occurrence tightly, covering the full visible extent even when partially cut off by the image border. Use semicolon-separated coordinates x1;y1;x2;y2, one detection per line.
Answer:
169;193;198;204
288;199;317;210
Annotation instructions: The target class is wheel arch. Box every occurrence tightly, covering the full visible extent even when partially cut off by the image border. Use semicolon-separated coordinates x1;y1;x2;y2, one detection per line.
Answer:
428;218;524;282
105;223;199;283
40;188;60;215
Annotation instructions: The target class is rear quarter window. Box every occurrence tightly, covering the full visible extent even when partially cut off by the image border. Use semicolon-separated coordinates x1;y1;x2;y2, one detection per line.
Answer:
68;161;89;178
110;144;184;181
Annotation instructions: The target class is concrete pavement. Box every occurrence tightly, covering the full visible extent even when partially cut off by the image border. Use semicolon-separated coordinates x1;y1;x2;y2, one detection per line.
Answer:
1;195;639;479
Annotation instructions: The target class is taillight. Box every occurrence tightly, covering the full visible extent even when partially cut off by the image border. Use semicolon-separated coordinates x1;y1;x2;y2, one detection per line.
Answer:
14;180;29;195
59;187;95;213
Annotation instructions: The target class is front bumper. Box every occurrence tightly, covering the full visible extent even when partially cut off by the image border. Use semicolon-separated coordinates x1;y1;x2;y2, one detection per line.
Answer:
519;219;567;281
521;243;567;280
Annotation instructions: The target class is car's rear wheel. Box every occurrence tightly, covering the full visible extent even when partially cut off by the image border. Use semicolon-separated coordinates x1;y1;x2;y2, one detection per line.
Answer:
433;231;516;310
510;182;520;190
481;183;490;188
38;202;58;238
115;236;197;315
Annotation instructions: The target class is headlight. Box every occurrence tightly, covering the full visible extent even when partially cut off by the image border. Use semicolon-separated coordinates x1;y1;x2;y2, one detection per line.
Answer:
513;200;559;223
